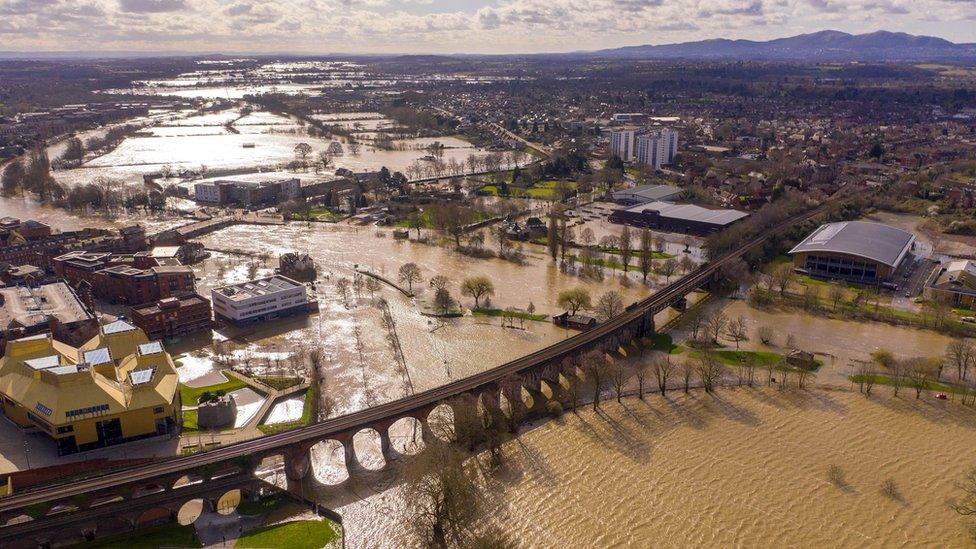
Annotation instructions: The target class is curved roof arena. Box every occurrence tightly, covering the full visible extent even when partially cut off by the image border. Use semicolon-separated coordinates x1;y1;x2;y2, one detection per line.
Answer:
788;221;915;268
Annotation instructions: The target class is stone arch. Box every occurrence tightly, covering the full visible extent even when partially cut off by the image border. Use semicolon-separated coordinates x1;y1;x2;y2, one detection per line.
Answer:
351;427;385;471
178;499;205;526
310;439;350;486
172;474;204;490
425;402;455;443
388;416;425;455
215;489;242;516
135;507;173;528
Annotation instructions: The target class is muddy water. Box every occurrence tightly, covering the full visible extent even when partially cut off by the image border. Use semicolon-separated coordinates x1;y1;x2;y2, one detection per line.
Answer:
722;300;957;385
328;389;976;548
193;222;653;417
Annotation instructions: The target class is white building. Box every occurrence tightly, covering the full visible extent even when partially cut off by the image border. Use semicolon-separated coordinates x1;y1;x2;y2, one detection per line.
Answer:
211;275;315;325
610;130;637;162
636;128;679;170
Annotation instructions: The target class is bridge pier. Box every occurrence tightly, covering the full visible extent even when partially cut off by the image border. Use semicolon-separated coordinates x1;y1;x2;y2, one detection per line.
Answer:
378;428;398;462
283;444;313;481
342;440;360;472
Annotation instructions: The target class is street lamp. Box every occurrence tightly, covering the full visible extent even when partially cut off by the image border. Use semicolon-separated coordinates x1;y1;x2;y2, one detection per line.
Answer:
23;439;31;470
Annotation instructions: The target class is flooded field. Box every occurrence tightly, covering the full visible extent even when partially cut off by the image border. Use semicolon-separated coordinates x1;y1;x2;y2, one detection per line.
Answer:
717;300;959;386
49;107;509;189
329;389;976;547
191;221;656;416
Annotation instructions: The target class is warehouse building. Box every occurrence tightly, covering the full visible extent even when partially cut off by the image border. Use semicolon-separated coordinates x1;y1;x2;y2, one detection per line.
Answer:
788;221;915;283
611;184;684;206
608;201;749;235
0;321;181;455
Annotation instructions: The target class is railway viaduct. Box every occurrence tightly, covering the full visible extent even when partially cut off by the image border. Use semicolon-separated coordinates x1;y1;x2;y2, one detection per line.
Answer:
0;198;842;548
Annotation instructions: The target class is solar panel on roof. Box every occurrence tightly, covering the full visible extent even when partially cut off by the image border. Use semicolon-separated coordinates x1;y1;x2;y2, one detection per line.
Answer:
138;341;164;355
24;355;60;370
83;347;112;365
129;368;154;385
102;320;136;335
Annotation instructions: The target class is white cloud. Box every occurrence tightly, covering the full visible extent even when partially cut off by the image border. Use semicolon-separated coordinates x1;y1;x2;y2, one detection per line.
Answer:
0;0;971;53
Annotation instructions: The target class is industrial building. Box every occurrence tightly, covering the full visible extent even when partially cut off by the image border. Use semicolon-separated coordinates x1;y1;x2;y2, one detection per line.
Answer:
609;201;749;235
0;321;181;455
211;275;317;326
788;221;915;283
611;184;684;205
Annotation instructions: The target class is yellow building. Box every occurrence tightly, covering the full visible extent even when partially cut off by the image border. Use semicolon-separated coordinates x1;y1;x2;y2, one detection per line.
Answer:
0;320;181;455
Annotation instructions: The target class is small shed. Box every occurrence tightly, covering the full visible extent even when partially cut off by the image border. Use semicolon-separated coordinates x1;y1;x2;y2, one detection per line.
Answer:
553;312;597;331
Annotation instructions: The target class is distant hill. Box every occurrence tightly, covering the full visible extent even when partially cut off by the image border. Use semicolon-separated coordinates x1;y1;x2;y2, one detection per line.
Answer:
585;31;976;61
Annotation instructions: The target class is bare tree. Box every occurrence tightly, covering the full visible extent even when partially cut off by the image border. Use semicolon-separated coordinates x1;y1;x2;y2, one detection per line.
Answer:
582;350;611;410
402;440;483;548
946;340;975;382
828;285;845;310
757;325;775;346
634;360;650;399
771;264;796;296
704;312;729;345
695;352;724;393
660;258;679;283
725;316;749;349
638;229;653;283
949;466;976;542
430;274;450;291
365;277;381;301
398;262;423;292
907;358;933;399
653;352;674;396
595;290;624;321
609;361;627;403
619;226;633;273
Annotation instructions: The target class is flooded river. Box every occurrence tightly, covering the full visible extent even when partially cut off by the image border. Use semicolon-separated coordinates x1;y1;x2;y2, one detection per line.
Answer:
325;389;976;547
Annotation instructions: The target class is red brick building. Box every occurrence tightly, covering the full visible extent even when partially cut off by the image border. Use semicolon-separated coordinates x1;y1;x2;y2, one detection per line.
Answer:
130;293;213;341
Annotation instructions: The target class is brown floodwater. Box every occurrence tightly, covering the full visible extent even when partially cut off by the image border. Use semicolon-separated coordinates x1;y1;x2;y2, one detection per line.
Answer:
720;300;959;386
325;389;976;548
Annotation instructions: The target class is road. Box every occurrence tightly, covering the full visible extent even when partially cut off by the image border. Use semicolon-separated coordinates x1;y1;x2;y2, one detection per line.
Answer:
0;195;845;518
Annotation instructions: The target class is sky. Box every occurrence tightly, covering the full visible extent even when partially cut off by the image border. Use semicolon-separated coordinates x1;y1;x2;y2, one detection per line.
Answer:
0;0;974;55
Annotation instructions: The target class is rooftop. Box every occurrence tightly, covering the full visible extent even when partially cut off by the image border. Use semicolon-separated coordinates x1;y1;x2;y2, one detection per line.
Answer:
612;184;684;203
789;221;915;268
0;282;95;332
213;275;303;301
620;201;749;226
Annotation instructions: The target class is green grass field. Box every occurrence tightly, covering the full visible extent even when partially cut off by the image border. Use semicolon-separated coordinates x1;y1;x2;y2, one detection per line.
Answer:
179;371;248;406
70;523;198;549
471;307;548;322
689;349;784;367
642;333;683;354
849;373;966;394
236;519;339;549
258;386;316;435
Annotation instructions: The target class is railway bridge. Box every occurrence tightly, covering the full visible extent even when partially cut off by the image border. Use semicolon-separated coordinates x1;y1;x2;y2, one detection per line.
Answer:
0;198;841;548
